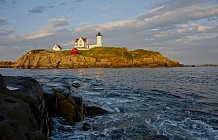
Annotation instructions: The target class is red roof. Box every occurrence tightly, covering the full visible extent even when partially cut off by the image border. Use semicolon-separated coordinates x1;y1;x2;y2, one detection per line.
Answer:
75;37;87;43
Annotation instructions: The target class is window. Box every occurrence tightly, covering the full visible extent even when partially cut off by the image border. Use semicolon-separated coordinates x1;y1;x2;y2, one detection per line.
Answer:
79;40;83;46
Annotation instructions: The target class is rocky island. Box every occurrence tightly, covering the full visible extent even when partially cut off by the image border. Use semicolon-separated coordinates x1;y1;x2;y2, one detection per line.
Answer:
13;47;182;68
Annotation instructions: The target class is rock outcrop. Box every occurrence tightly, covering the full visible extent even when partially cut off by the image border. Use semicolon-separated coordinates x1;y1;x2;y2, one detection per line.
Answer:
0;75;109;139
0;75;49;140
14;48;183;68
40;76;108;125
0;61;15;68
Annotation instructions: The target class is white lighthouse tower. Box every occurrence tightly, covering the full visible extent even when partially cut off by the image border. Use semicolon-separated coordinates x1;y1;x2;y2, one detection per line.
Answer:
96;32;102;46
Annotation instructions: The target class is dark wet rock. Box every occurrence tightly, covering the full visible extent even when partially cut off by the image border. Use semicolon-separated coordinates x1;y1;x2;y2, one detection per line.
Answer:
84;106;108;117
0;115;5;121
43;92;56;116
0;75;49;140
0;74;109;139
71;81;81;88
83;101;108;117
53;92;108;124
52;86;71;96
28;130;47;140
55;92;84;124
39;76;108;122
82;122;92;131
4;99;17;103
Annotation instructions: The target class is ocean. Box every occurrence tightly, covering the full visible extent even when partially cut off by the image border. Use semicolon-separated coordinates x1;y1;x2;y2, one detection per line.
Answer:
0;67;218;140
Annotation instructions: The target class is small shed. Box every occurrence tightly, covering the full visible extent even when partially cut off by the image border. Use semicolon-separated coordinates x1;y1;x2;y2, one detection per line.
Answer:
53;44;62;51
71;48;78;55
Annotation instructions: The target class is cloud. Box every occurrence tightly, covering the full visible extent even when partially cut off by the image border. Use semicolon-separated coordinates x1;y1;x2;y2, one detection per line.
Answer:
23;30;55;40
197;25;209;32
48;2;55;8
22;18;69;40
0;17;9;26
49;18;69;27
74;4;218;36
29;6;46;14
0;29;14;36
176;23;209;33
59;2;66;6
148;5;165;13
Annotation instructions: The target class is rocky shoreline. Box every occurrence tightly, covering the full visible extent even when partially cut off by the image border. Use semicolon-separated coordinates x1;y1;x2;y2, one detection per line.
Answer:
0;75;108;140
0;74;171;140
0;61;15;68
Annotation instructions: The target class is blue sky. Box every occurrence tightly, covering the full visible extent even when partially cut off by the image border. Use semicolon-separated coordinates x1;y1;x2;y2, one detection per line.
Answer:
0;0;218;65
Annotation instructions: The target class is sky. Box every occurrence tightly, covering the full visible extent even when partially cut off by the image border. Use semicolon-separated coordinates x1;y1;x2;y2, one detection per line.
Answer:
0;0;218;65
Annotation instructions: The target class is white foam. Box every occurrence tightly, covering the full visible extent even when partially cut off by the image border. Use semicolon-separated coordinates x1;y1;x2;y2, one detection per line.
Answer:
6;86;19;91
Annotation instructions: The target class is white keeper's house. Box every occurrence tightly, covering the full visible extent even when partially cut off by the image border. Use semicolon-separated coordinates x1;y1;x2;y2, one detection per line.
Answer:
74;32;102;50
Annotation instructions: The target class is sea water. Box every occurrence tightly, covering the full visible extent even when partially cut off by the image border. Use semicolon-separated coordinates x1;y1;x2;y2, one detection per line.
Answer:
1;67;218;140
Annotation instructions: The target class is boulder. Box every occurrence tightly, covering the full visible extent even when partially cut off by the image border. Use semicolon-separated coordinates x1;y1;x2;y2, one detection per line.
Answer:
0;75;49;140
83;100;108;117
55;93;84;124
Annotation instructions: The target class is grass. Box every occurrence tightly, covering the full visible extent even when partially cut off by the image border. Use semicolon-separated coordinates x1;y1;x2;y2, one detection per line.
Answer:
79;47;129;58
130;49;160;58
60;47;160;59
62;50;71;56
29;47;160;59
30;49;46;54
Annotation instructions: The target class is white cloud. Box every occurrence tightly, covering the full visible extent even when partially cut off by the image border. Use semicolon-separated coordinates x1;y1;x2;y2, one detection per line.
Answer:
22;18;69;40
49;18;69;27
23;31;55;40
74;5;218;36
148;5;165;13
197;25;209;32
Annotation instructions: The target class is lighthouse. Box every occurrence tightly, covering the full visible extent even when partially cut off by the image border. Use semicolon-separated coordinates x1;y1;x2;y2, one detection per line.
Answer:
96;32;102;46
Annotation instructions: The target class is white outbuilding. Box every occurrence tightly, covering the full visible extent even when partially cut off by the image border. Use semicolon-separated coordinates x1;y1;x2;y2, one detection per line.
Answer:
53;44;62;51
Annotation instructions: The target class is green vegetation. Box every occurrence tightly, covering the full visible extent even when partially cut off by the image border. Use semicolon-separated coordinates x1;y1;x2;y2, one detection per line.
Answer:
78;47;130;59
30;49;46;54
63;47;160;59
29;47;161;59
62;50;71;56
130;49;160;58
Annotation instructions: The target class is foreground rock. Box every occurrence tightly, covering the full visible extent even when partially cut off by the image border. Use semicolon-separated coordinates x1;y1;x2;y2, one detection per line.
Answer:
14;48;183;68
40;77;109;125
0;75;109;139
0;75;49;140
